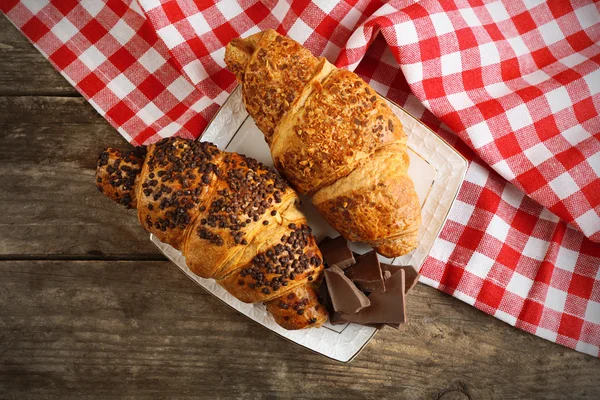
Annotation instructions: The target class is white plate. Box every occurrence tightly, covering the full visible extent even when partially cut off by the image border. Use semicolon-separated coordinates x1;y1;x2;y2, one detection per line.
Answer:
151;86;468;362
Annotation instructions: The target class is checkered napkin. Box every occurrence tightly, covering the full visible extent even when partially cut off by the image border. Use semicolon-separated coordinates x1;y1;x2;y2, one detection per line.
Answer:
2;0;599;356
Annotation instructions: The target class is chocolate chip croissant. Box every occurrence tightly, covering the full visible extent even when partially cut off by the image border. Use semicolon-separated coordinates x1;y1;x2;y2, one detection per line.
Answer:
225;30;421;257
96;137;327;330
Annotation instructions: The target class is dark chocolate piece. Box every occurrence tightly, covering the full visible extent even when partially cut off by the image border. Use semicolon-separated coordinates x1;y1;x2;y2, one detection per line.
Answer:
324;265;370;314
381;265;418;329
318;280;330;310
319;236;355;269
386;323;408;331
330;312;384;329
345;251;385;292
341;269;406;325
329;311;347;326
381;264;420;293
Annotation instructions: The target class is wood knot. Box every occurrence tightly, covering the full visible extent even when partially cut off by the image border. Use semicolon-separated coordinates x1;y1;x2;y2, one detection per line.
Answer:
433;380;472;400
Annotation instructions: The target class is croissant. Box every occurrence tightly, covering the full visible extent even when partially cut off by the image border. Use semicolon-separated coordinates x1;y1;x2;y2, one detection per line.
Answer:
225;30;421;257
95;137;327;330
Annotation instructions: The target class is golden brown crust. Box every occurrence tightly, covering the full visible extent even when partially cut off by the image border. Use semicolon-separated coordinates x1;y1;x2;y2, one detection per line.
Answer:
312;144;420;256
370;234;419;258
136;140;221;249
225;32;264;83
95;148;145;209
225;30;421;257
230;29;321;145
182;151;295;279
96;137;326;330
265;284;328;329
272;67;406;195
217;223;323;303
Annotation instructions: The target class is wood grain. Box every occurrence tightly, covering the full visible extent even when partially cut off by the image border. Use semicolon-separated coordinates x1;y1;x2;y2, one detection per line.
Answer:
0;96;162;258
1;260;599;400
0;15;78;96
1;10;599;400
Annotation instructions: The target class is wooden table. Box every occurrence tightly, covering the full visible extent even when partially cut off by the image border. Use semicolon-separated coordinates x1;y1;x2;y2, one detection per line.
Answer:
1;15;599;399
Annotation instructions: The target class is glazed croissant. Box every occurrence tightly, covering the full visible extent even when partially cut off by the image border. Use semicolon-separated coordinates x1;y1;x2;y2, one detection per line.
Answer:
96;137;327;330
225;30;421;257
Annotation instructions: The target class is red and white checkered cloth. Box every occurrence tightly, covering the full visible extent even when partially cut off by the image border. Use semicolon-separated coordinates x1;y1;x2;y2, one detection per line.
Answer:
2;0;599;356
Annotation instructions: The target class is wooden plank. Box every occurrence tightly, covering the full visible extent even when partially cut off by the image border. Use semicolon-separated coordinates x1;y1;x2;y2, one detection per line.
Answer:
0;15;79;96
1;260;598;399
0;96;162;258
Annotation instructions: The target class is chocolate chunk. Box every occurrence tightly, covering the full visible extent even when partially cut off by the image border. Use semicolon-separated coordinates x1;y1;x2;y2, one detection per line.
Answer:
329;311;347;326
381;264;420;294
318;280;331;310
379;264;418;330
324;265;370;314
345;251;385;292
330;311;384;329
341;269;406;326
319;236;355;269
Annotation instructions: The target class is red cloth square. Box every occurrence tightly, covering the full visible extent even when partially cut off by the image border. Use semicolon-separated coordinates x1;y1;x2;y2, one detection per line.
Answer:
106;101;136;126
478;280;505;309
138;75;166;100
558;314;585;339
517;168;547;193
419;37;441;61
108;47;137;72
50;44;77;69
556;147;586;171
422;77;445;98
573;98;596;123
513;11;538;35
477;99;505;120
533;115;560;141
162;1;187;23
439;264;465;293
458;226;485;251
81;19;108;44
77;73;105;97
213;22;239;46
569;274;596;299
246;1;270;24
21;16;49;42
53;0;78;15
519;299;545;326
496;133;522;159
548;0;574;18
456;28;478;51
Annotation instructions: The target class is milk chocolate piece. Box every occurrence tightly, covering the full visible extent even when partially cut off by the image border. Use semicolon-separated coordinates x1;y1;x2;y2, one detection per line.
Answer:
341;270;406;325
318;280;331;310
330;312;384;329
319;282;346;326
329;311;347;326
345;251;385;292
381;264;420;293
319;236;355;269
381;264;417;329
324;265;370;314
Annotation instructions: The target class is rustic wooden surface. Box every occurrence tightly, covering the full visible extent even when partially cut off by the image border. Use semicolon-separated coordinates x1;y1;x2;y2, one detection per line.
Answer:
0;14;599;400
